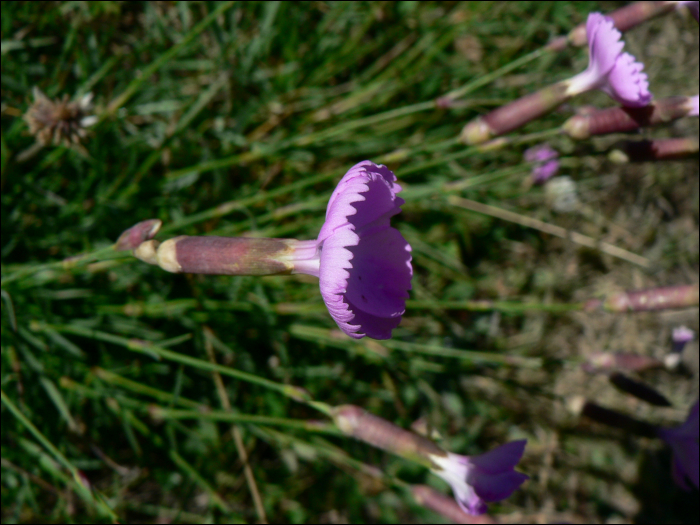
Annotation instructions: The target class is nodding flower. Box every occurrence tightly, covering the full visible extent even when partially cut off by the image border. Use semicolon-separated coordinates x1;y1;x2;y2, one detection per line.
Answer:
332;405;528;516
461;12;652;145
657;400;699;490
129;161;412;340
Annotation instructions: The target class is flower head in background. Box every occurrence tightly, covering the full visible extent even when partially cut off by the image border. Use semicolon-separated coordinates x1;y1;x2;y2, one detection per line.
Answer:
315;161;412;339
657;400;699;490
23;87;97;147
672;326;696;353
690;95;699;117
429;440;529;515
524;144;560;184
676;1;699;23
567;13;651;107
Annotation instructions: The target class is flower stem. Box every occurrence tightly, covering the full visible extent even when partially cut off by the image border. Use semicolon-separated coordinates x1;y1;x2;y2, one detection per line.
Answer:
1;389;118;521
30;321;334;414
563;96;695;139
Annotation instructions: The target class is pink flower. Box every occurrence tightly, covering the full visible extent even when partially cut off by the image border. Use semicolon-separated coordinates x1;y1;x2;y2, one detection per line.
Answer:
567;13;652;107
657;401;699;490
677;1;699;23
302;161;412;339
524;144;560;185
429;440;529;515
690;95;699;117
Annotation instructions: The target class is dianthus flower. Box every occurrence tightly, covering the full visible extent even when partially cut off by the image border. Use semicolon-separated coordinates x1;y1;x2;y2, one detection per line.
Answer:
128;161;412;340
429;440;529;515
461;12;651;145
524;144;560;184
333;405;528;516
657;400;699;490
566;13;651;107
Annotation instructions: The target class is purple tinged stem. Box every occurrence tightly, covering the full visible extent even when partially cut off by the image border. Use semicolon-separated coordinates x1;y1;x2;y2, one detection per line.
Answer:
584;285;700;312
332;405;445;469
563;96;695;139
460;82;570;145
611;137;699;162
115;219;162;251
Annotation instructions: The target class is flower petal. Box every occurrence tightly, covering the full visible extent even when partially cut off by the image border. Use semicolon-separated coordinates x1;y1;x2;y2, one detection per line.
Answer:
468;440;527;474
345;227;412;318
452;482;488;516
586;13;625;80
471;469;530;503
319;161;403;242
603;52;652;107
317;161;411;339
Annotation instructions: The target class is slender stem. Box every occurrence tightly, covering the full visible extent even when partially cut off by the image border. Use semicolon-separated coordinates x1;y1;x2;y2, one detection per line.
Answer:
1;245;121;287
150;407;341;434
448;196;650;268
203;328;268;524
1;389;118;520
30;322;334;415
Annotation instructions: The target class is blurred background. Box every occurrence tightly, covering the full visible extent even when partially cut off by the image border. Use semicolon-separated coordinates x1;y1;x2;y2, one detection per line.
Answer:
1;1;698;523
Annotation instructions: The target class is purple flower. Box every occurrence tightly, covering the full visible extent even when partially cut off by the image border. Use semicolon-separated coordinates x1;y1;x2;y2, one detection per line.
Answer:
567;13;652;107
690;95;699;117
524;144;560;185
657;400;699;490
672;326;696;353
305;161;412;339
429;440;529;515
677;1;699;23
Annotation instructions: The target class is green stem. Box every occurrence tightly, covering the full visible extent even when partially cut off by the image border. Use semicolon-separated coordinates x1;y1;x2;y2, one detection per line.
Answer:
1;389;118;521
150;407;339;434
31;322;333;415
1;245;122;287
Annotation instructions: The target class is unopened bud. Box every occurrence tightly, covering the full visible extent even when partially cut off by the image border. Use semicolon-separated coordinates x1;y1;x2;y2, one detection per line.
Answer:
115;219;162;251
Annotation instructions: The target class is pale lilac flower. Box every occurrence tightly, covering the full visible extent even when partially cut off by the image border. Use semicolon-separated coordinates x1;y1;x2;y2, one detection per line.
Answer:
461;12;652;145
672;326;696;353
524;144;560;184
310;161;412;339
690;95;699;117
566;13;652;107
429;440;529;515
657;401;699;490
131;161;411;340
677;1;699;23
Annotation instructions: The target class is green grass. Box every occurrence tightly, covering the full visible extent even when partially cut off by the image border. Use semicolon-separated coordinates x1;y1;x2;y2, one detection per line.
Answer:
1;2;698;523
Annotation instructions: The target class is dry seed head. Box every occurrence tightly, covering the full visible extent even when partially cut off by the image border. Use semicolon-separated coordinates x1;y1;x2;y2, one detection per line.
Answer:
23;87;96;146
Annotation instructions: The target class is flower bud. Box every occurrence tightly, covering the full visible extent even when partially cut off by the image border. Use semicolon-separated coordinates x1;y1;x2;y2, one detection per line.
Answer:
115;219;162;251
